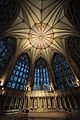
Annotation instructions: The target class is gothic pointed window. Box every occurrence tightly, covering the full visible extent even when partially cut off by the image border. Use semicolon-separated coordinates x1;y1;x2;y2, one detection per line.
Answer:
66;36;80;71
0;36;17;77
33;58;50;90
52;53;77;90
7;53;30;91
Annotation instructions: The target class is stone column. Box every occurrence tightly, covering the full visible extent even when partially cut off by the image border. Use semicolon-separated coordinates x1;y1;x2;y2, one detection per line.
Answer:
47;62;55;91
65;54;80;85
26;61;35;91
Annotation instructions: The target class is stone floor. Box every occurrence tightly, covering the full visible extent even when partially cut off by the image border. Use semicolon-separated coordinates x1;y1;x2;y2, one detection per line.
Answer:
28;111;65;120
0;111;80;120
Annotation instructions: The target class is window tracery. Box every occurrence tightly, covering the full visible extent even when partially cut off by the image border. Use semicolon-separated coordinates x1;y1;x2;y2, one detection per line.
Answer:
33;58;50;90
7;53;30;91
52;53;77;90
0;36;16;77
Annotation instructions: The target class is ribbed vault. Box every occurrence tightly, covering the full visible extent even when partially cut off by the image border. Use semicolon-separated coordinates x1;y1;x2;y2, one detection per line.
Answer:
4;0;78;63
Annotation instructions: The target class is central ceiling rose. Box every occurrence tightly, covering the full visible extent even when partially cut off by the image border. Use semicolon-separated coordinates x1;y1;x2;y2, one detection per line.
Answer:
28;23;54;49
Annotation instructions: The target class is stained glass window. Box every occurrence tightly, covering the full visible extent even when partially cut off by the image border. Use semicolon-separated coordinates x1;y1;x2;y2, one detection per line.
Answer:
7;53;30;91
33;58;50;90
67;36;80;71
52;53;77;90
0;36;16;77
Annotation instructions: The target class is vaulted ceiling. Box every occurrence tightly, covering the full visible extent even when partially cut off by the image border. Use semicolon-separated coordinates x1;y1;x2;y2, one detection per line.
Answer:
2;0;79;63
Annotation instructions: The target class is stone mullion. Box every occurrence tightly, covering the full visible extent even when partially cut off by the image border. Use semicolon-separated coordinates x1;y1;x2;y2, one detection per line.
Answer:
9;96;14;109
19;96;24;109
12;96;16;109
59;97;63;109
19;97;22;109
14;96;19;109
18;98;21;109
2;95;8;109
16;97;20;109
72;96;78;109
